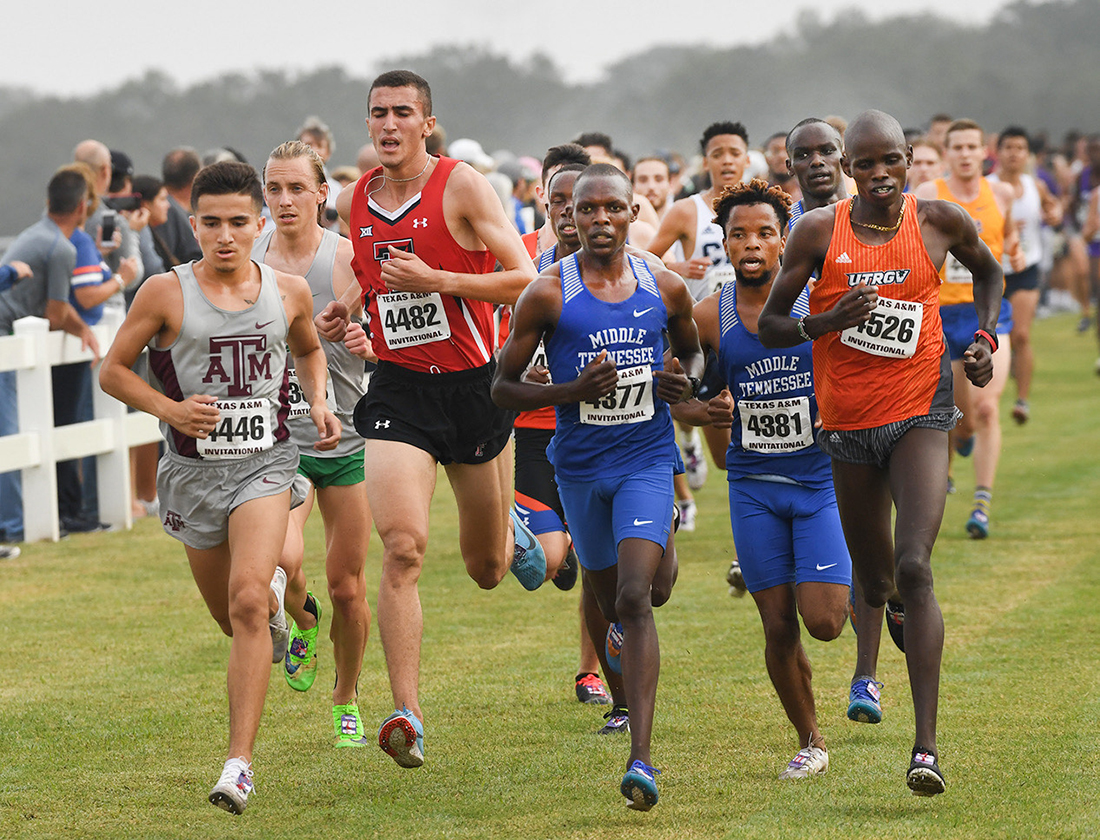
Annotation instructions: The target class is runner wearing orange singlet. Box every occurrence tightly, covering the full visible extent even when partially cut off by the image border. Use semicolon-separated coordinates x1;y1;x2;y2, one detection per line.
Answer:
759;110;1002;797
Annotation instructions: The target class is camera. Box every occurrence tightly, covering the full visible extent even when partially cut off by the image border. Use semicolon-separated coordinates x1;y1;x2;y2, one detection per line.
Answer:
104;194;143;212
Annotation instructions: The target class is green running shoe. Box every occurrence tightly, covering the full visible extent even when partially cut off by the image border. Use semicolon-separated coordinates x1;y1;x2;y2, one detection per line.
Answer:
284;594;321;692
333;703;371;748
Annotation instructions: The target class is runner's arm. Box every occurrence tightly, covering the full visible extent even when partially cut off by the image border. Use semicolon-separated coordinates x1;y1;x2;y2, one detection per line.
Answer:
759;209;830;347
99;273;218;437
656;269;703;404
943;204;1001;387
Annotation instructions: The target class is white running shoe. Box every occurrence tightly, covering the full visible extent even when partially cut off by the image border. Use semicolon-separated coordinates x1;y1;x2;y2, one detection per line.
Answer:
677;500;697;532
208;757;254;814
778;744;829;780
0;544;20;560
269;567;289;664
683;433;708;491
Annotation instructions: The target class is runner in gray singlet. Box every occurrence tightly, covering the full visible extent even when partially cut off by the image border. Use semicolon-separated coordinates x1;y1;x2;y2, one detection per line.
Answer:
254;140;376;749
99;161;340;815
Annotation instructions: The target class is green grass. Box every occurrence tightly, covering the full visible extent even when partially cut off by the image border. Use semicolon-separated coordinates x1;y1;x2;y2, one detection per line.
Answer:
1;313;1098;839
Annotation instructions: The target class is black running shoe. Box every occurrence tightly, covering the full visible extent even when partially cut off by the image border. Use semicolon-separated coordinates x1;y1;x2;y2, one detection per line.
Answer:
907;748;946;797
885;600;905;652
598;705;629;735
552;543;579;591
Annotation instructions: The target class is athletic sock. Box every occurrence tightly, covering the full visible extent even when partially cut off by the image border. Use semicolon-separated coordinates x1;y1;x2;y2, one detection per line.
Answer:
303;592;320;621
972;487;992;515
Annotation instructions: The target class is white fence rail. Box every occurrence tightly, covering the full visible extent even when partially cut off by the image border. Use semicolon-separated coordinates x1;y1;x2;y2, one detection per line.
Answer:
0;313;161;542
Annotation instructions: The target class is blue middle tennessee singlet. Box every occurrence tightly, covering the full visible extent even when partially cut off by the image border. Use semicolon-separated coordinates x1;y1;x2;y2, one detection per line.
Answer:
788;199;805;232
716;282;832;488
545;252;678;482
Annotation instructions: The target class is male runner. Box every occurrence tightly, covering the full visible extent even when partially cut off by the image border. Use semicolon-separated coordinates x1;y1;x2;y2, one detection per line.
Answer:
633;156;675;224
321;70;544;769
989;126;1063;423
254;140;376;747
759;109;1002;796
907;139;945;192
648;122;751;487
493;163;702;810
784;117;889;723
764;132;801;201
915;118;1021;539
99;161;341;814
673;179;850;779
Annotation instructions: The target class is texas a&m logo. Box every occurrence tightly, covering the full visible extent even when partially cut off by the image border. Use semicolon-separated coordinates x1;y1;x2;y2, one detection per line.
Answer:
374;239;415;263
202;334;272;397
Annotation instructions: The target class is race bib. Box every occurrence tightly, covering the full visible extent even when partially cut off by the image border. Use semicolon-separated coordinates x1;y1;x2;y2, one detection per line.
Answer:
739;397;813;453
197;398;274;460
944;254;973;285
377;291;451;349
581;365;654;426
286;368;336;419
840;297;922;359
706;265;737;295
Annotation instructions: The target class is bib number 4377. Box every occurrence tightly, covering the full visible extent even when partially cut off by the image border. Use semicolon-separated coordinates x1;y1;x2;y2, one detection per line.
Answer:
581;365;655;426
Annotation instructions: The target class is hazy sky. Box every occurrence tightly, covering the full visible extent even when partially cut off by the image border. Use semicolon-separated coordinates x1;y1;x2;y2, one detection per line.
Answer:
14;0;1013;97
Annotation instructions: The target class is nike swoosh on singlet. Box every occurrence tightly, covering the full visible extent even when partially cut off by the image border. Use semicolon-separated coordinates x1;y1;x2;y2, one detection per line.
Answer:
255;320;275;329
816;563;838;571
633;518;653;526
633;308;654;318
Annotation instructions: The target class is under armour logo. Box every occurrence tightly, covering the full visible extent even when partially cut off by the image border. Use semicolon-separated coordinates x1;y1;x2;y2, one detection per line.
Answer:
375;419;391;429
359;225;373;238
412;218;428;228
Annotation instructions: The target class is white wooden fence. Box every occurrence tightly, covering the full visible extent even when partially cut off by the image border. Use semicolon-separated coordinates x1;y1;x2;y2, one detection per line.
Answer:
0;312;160;542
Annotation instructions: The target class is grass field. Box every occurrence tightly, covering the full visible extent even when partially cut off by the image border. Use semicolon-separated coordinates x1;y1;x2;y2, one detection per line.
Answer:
1;313;1098;839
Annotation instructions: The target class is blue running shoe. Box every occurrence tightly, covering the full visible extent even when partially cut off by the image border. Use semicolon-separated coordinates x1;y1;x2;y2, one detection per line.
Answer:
954;435;974;457
378;706;424;768
621;760;660;810
966;507;989;539
847;676;883;724
605;622;624;674
885;600;905;653
509;508;547;590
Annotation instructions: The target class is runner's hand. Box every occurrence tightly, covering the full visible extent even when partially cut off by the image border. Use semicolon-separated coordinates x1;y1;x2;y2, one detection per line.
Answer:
316;300;350;342
654;356;691;404
829;282;878;331
343;321;375;360
381;246;437;293
171;394;220;439
524;364;551;385
962;342;994;387
571;350;618;402
707;388;734;429
311;406;342;451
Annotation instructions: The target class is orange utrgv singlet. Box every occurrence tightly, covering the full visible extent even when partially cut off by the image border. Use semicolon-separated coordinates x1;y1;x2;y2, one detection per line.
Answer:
934;177;1005;305
811;195;950;430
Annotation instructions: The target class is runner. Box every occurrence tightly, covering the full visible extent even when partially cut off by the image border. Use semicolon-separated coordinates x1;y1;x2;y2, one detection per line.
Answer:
673;178;850;779
320;70;544;769
915;118;1022;539
989;126;1063;423
759;109;1003;796
99;161;341;814
253;140;376;747
649;122;751;489
493;164;702;810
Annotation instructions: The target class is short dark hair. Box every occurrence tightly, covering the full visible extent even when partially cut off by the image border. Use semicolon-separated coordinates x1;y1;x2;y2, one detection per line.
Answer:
700;121;749;154
542;143;591;184
369;70;432;117
574;132;613;154
633;155;670;177
132;174;165;204
574;163;633;200
162;148;202;191
785;117;836;151
47;168;90;215
546;163;588;194
945;118;984;144
998;126;1031;151
612;148;632;172
190;161;263;212
713;178;792;234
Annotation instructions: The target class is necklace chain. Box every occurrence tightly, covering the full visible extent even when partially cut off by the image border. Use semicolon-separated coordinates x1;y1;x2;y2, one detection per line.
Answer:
385;155;432;183
849;197;905;232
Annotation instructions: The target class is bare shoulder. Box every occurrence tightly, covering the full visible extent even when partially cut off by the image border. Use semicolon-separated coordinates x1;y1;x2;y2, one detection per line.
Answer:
334;234;355;263
989;178;1016;207
130;269;182;312
272;268;312;309
916;197;970;231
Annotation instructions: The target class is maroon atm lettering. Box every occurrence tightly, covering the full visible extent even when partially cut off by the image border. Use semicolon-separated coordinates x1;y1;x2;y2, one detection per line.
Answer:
203;335;271;396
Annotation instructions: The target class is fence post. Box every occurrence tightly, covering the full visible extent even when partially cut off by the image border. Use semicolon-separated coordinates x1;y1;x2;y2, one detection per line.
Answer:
14;317;60;542
93;309;133;532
